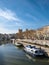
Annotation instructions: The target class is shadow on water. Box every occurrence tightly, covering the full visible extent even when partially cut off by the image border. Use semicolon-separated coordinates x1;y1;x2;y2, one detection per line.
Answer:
0;47;5;65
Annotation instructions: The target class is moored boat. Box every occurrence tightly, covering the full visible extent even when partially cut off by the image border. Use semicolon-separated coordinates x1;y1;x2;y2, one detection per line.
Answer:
15;42;23;47
24;45;45;57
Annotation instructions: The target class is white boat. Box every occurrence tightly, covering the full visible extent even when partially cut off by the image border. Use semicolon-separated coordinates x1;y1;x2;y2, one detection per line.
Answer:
24;45;45;57
15;42;23;47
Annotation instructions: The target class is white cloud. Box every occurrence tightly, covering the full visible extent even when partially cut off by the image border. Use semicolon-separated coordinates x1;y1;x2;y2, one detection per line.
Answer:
0;27;17;34
0;8;24;33
0;8;27;33
0;8;20;21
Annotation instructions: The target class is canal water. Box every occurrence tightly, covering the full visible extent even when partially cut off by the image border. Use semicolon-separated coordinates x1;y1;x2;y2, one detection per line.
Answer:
0;43;49;65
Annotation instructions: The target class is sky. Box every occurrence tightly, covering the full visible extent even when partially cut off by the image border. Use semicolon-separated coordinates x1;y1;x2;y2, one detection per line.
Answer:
0;0;49;34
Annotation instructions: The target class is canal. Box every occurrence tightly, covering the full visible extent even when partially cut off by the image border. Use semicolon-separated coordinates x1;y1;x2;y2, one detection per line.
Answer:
0;43;49;65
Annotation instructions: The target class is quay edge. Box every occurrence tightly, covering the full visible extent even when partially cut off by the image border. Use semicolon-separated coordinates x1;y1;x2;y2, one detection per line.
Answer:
11;39;49;58
14;39;49;58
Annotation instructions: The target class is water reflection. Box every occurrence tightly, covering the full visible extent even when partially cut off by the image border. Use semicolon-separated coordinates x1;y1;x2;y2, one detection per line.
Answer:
0;49;4;65
25;53;49;62
0;44;49;65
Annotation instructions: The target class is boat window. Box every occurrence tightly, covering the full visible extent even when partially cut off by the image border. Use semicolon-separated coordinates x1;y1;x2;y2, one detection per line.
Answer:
35;51;38;53
26;46;28;47
29;45;35;48
26;45;31;48
26;46;30;47
26;45;35;48
30;46;35;48
31;50;33;52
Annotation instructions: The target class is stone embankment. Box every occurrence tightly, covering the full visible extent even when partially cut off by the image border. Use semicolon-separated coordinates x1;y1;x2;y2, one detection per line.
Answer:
15;39;49;57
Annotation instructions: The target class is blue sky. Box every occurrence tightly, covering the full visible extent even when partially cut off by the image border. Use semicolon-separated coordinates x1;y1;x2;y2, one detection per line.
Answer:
0;0;49;33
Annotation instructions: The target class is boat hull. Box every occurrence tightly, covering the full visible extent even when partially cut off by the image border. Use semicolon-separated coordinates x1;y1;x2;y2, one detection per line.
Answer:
24;48;46;58
15;43;24;47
